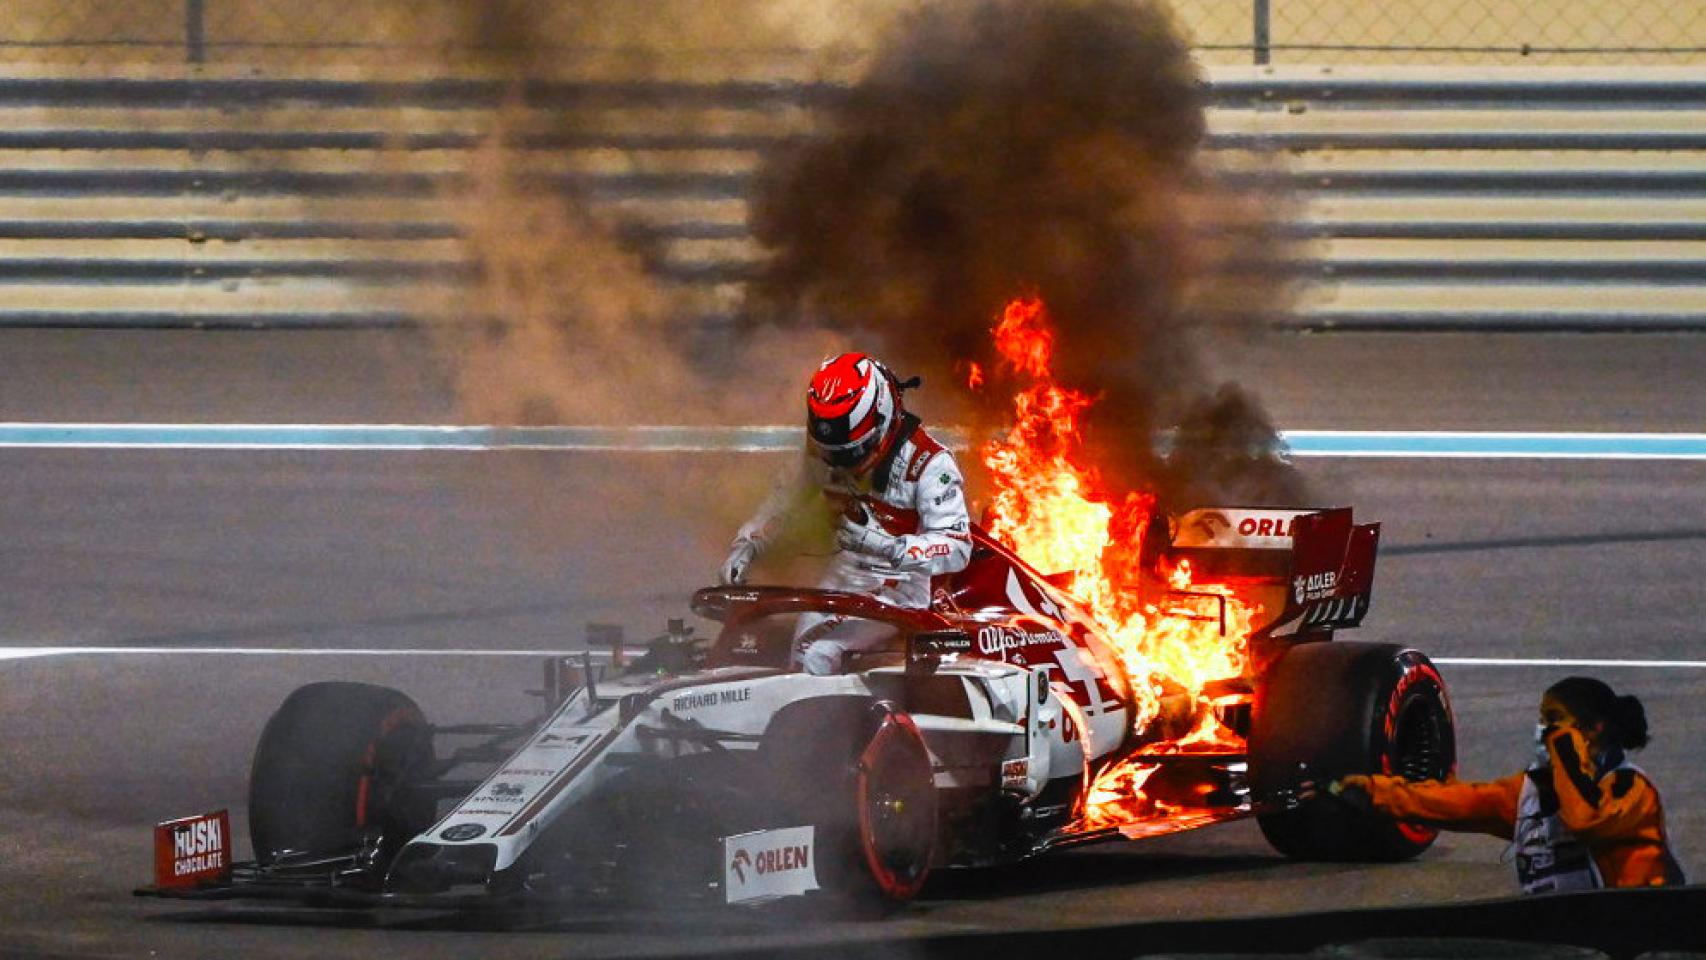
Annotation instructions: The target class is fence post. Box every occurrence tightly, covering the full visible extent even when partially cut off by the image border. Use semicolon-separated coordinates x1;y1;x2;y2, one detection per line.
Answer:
1252;0;1271;65
185;0;205;64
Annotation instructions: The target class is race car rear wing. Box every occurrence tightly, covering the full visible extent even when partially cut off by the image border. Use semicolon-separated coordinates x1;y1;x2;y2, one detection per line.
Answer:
1166;507;1380;638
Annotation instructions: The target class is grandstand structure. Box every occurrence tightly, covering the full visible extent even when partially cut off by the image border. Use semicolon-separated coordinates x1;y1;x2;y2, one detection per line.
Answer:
0;5;1699;333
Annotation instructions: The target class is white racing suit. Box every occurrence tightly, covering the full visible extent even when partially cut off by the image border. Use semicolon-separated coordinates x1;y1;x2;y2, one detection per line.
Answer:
728;417;972;674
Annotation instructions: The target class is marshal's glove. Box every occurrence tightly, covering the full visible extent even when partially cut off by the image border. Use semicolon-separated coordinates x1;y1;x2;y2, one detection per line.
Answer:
1531;723;1559;770
835;514;902;564
719;540;757;585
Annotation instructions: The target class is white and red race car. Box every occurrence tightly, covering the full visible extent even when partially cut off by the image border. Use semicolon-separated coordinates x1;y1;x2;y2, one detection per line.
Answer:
141;506;1454;908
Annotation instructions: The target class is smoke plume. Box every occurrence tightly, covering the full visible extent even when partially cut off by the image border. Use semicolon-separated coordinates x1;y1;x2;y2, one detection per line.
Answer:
394;1;855;585
403;0;1312;588
747;0;1310;511
412;0;856;430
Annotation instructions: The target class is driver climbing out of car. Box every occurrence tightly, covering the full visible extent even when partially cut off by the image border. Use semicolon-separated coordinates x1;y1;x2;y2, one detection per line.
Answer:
1332;676;1685;892
718;351;972;675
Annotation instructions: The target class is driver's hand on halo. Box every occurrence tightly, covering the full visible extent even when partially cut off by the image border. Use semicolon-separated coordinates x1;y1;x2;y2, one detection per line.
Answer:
719;541;756;585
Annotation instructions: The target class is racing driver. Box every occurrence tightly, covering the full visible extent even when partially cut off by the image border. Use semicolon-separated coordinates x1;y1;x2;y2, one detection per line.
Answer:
719;352;972;674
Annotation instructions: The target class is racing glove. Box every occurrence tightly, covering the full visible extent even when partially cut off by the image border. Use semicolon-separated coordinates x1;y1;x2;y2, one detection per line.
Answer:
835;514;902;564
720;540;757;585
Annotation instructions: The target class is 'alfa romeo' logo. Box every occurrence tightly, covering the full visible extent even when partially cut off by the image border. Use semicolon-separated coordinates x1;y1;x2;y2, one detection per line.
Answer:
440;823;486;842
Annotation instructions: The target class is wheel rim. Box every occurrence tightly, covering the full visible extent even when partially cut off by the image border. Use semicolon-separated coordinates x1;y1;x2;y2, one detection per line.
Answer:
1393;694;1450;782
1387;671;1452;844
856;714;935;900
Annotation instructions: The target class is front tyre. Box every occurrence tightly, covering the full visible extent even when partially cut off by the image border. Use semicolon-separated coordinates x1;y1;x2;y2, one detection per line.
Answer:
1249;642;1455;862
248;682;436;868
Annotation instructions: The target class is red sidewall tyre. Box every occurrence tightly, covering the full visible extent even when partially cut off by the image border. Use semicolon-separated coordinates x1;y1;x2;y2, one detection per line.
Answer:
1251;642;1456;862
1380;657;1452;847
249;682;434;867
855;711;936;902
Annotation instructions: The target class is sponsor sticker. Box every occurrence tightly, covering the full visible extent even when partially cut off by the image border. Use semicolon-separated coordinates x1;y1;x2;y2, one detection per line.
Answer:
1240;516;1295;538
152;810;232;890
671;686;752;712
977;625;1064;656
440;823;487;842
465;780;530;806
910;631;974;662
536;732;593;750
723;826;819;904
1293;570;1338;603
1173;508;1310;549
1001;758;1031;791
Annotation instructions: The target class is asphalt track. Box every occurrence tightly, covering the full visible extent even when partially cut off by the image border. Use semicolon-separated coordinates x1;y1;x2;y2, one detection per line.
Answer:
0;330;1702;959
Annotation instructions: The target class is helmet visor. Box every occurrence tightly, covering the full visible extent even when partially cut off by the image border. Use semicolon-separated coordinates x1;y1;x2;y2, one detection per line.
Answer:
810;412;886;469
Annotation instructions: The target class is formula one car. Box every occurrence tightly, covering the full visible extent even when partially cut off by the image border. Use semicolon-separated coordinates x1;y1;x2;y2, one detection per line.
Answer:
140;506;1454;908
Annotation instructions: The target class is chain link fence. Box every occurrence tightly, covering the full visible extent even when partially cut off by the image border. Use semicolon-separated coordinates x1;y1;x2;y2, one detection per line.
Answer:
0;0;1701;67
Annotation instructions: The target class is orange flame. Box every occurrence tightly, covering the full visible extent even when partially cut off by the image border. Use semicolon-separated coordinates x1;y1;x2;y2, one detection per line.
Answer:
974;297;1259;830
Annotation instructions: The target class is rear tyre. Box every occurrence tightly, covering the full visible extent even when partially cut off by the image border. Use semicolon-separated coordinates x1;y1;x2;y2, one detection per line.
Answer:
761;697;937;904
248;682;436;867
1249;642;1455;862
855;712;936;901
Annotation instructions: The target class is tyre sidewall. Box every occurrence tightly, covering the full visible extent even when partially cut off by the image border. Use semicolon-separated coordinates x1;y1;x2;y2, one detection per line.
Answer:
855;711;936;901
760;696;934;903
1250;642;1456;861
248;682;433;866
1377;652;1455;848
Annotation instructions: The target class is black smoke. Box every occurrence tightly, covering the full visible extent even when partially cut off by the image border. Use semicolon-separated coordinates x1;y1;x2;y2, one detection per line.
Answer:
746;0;1310;511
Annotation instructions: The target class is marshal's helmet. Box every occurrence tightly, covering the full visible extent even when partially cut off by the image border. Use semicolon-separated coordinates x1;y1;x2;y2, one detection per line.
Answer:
806;352;906;472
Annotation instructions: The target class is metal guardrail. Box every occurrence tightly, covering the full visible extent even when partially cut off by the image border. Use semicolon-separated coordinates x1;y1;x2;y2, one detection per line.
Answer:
0;72;1697;332
1;169;1702;199
0;76;1704;107
6;130;1706;152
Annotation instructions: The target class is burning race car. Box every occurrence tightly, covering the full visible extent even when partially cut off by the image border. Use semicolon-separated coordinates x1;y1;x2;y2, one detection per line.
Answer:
140;300;1453;908
140;503;1453;908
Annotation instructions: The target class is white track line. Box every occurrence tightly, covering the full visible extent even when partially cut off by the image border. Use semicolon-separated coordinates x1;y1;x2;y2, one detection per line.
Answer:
1432;657;1706;669
0;648;1701;669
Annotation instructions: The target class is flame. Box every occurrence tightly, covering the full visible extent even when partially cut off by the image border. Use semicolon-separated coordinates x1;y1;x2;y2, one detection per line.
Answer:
974;297;1260;830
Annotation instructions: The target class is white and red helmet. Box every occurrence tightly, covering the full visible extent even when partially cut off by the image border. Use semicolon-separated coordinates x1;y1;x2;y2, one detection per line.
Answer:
806;352;903;472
